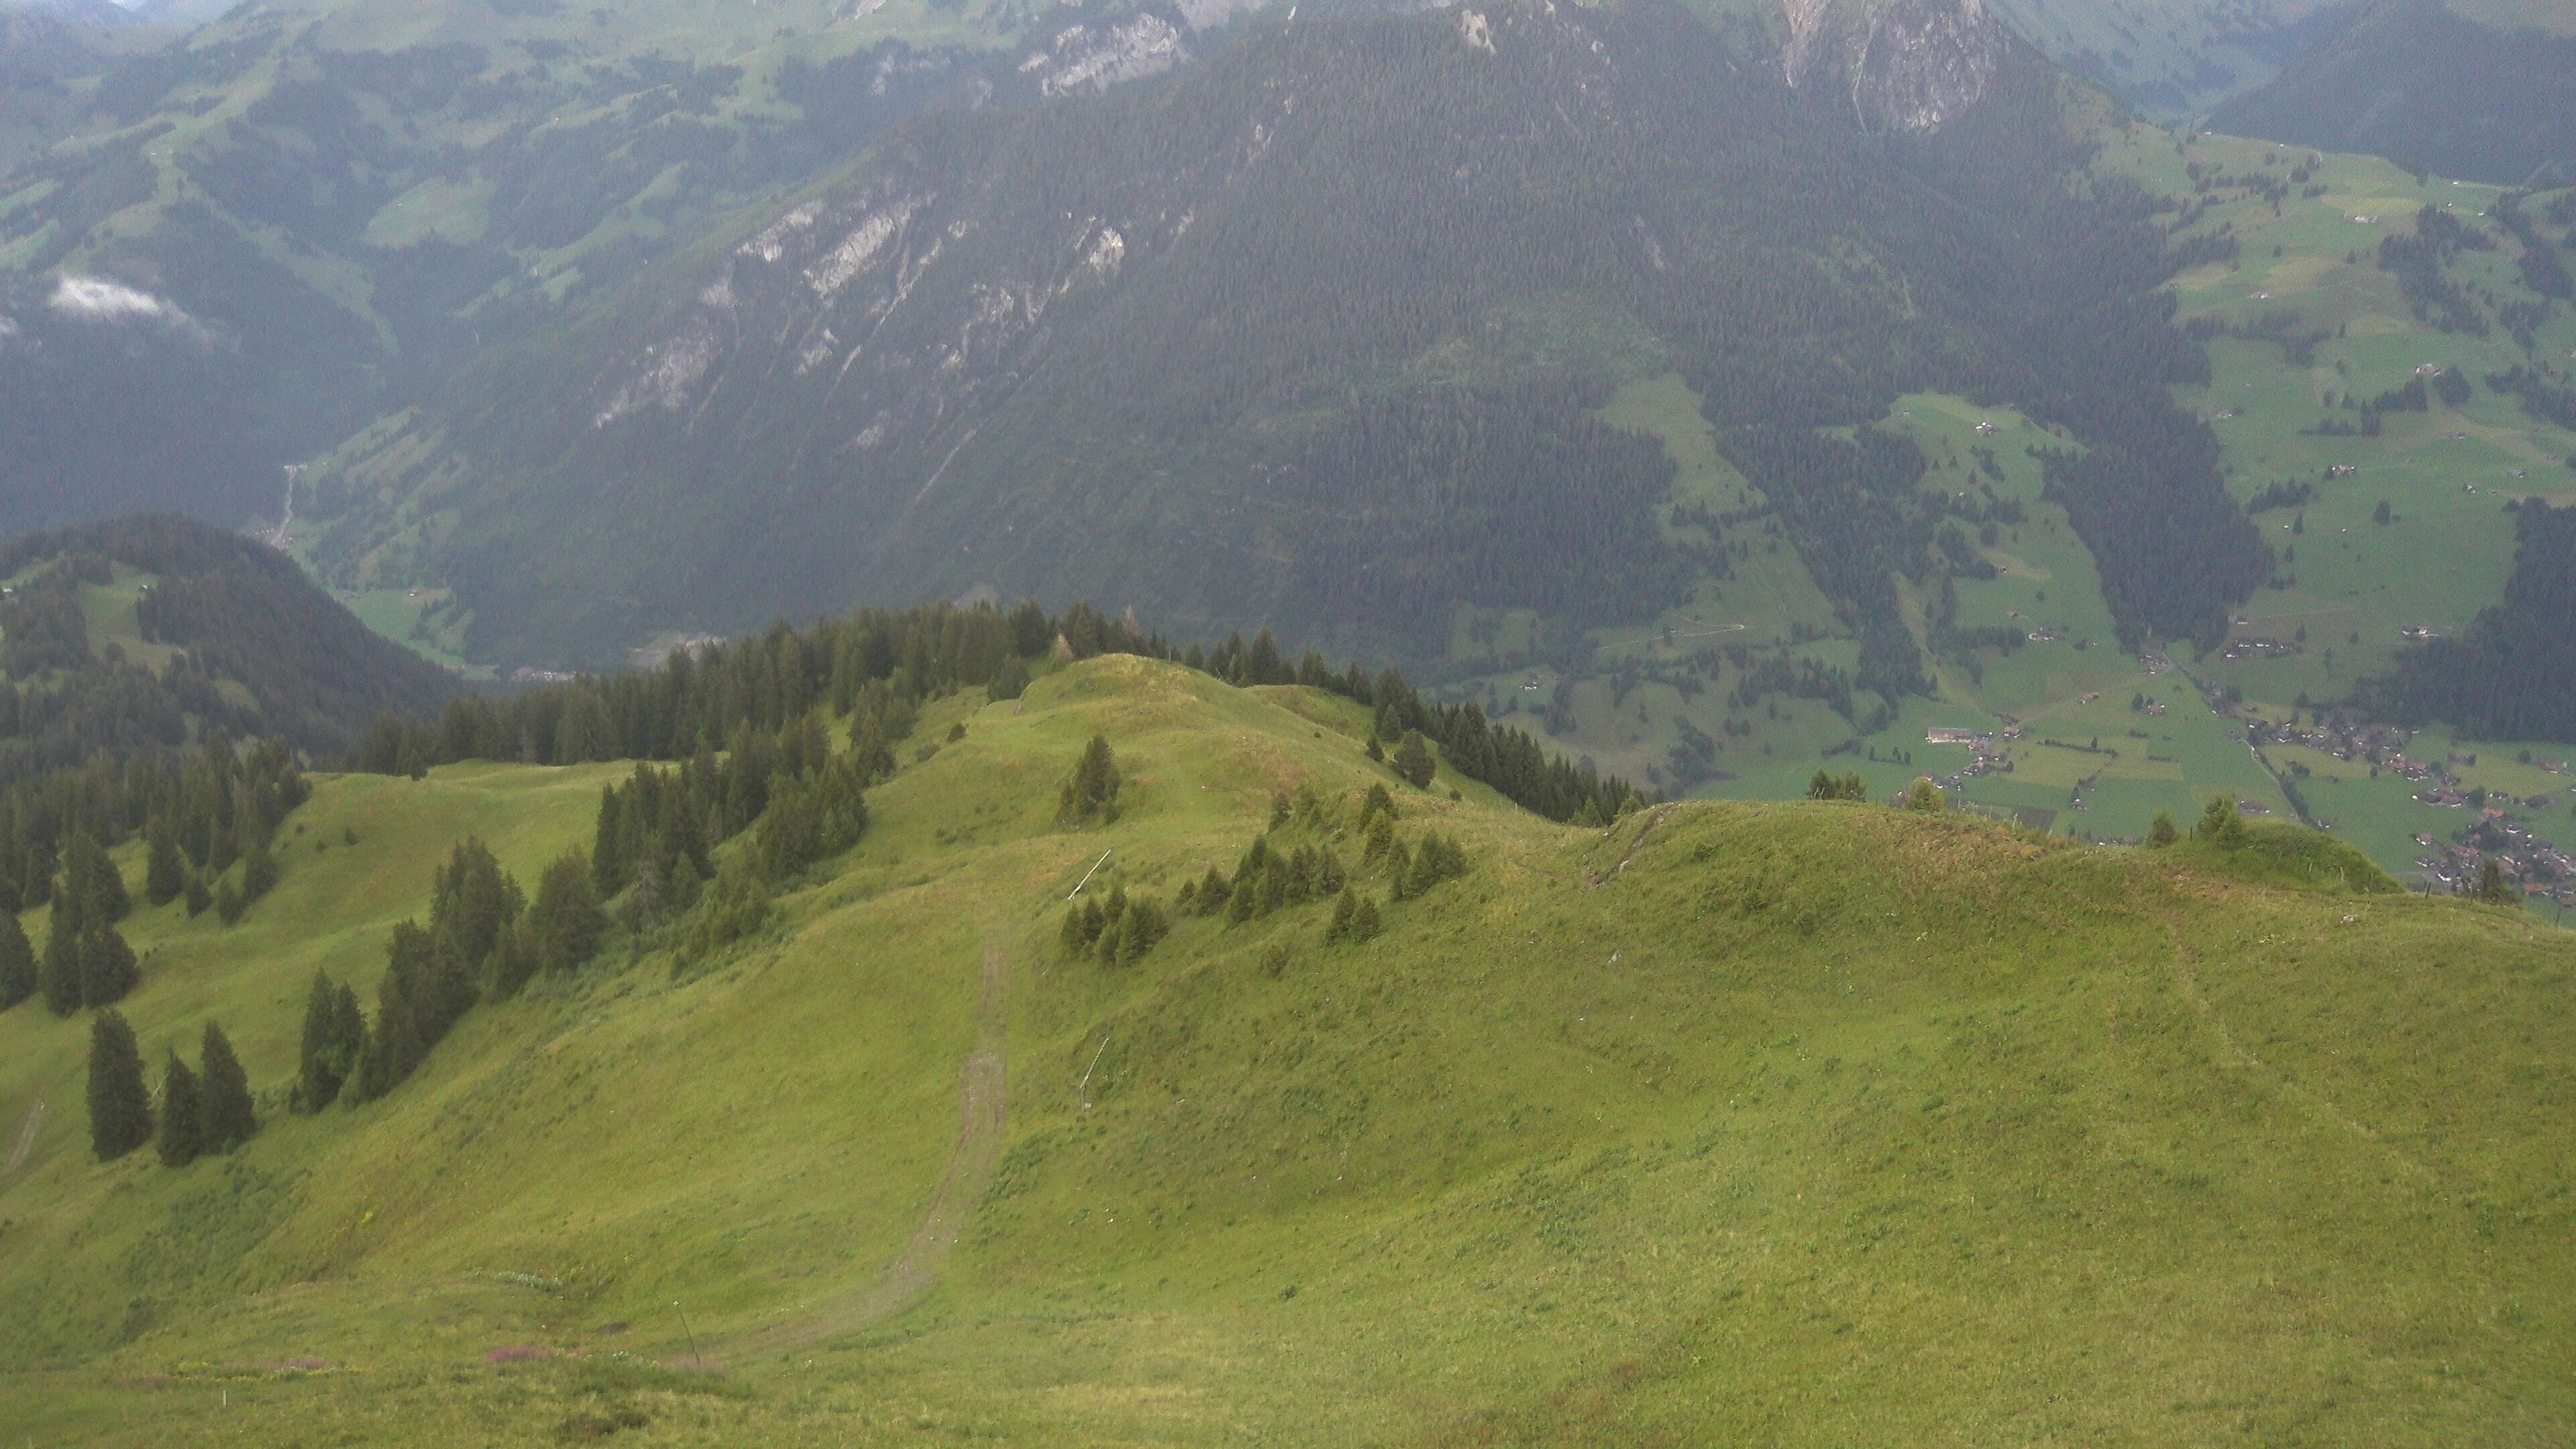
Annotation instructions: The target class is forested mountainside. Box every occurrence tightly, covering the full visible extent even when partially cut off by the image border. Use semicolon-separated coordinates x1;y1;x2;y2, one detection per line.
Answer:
3;624;2569;1442
301;0;2260;676
0;516;456;784
0;0;1208;531
2368;497;2576;741
2211;0;2576;187
1980;0;2345;119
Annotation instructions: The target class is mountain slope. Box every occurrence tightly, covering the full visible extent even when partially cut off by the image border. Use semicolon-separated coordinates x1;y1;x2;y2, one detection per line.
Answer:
0;651;2567;1443
303;0;2261;675
2211;0;2576;186
0;514;458;780
0;0;1197;525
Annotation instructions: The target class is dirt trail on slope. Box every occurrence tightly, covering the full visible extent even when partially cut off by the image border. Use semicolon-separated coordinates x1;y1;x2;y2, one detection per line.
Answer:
2162;921;2427;1181
5;1097;44;1177
758;944;1010;1352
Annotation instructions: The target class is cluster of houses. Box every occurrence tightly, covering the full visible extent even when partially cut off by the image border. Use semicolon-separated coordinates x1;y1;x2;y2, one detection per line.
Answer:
2219;635;2302;662
1921;724;2019;786
2415;814;2575;908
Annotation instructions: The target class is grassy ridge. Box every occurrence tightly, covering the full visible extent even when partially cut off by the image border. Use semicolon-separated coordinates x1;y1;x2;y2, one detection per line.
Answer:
2;655;2569;1443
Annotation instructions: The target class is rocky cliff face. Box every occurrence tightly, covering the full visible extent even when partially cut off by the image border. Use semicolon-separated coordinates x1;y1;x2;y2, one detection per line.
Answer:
1781;0;2005;132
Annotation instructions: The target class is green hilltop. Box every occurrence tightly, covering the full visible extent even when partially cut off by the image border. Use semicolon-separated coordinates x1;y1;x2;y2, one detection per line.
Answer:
3;645;2569;1444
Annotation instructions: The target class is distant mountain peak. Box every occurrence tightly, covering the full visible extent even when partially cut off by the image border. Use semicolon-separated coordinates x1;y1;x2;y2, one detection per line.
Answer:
1781;0;2005;131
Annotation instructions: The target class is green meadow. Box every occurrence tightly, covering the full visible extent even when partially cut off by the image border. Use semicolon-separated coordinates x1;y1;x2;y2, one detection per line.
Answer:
4;655;2571;1444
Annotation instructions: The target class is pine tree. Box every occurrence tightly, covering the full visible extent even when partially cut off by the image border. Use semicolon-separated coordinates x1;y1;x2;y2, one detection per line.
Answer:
1055;735;1122;824
1194;865;1231;915
487;918;540;1000
989;654;1030;702
86;1010;152;1161
1119;899;1166;966
2476;857;2520;905
199;1022;258;1153
296;972;352;1112
2194;796;2246;846
240;835;280;905
156;1052;205;1167
1407;839;1444;898
1352;894;1383;943
530;852;606;976
1393;731;1436;790
144;818;186;908
62;830;128;927
592;787;629;898
81;926;138;1008
0;909;34;1012
40;918;83;1016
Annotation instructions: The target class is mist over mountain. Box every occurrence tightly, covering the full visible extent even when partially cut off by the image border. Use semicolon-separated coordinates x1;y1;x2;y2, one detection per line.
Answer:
0;276;278;538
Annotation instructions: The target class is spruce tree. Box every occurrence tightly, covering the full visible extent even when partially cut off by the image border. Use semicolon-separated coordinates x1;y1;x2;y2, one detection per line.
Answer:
530;853;606;976
1055;735;1122;824
81;926;138;1008
156;1052;205;1168
1061;905;1092;956
0;909;34;1012
40;919;83;1016
1407;839;1444;898
2194;796;2246;846
144;818;186;908
1326;887;1358;944
240;835;280;905
297;971;351;1112
2147;812;2180;848
215;878;246;926
592;788;629;898
1393;731;1436;790
183;872;212;918
487;918;540;1001
86;1010;152;1161
2476;857;2520;905
199;1022;258;1153
62;830;128;926
1352;894;1383;943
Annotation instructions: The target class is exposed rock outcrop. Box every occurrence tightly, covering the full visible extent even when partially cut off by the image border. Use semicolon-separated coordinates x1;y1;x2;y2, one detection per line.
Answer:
1781;0;2005;132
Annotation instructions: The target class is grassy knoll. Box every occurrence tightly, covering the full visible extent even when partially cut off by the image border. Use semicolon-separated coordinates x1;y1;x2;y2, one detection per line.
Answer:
3;655;2570;1444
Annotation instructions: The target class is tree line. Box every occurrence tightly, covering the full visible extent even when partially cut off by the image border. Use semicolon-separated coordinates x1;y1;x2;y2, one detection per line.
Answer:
0;515;457;786
358;600;1647;829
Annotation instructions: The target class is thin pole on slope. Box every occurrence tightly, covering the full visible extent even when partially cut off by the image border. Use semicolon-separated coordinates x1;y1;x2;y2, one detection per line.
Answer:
675;1300;703;1366
1079;1032;1110;1114
1067;849;1113;900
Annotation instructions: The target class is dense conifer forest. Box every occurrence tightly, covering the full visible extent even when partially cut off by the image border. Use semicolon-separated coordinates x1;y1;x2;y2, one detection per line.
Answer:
0;515;456;784
2368;498;2576;741
309;1;2264;671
